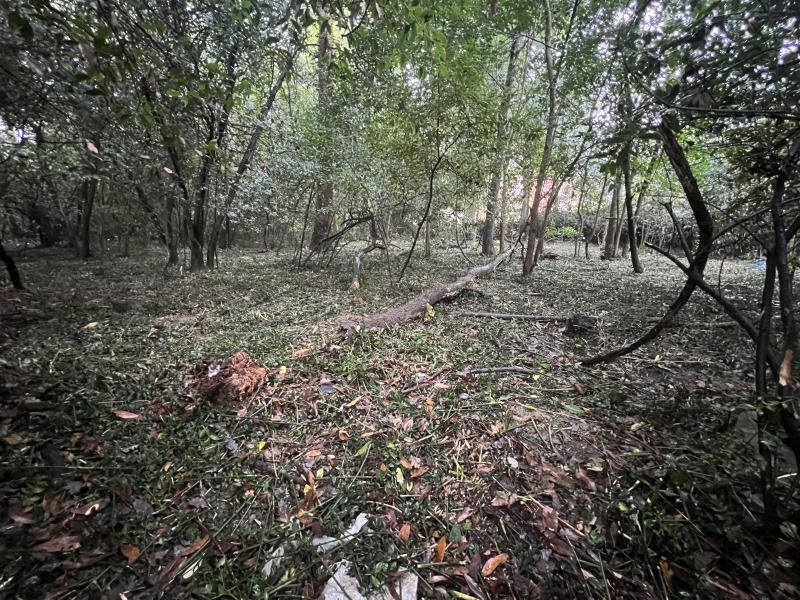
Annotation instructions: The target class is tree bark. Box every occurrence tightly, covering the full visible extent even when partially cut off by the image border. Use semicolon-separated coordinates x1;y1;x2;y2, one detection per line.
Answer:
623;144;644;273
425;219;431;258
533;181;563;265
603;174;620;259
207;53;293;268
634;146;662;217
79;176;97;260
499;171;510;254
573;167;588;257
585;173;608;259
0;240;23;289
482;38;520;256
311;33;334;251
522;0;556;275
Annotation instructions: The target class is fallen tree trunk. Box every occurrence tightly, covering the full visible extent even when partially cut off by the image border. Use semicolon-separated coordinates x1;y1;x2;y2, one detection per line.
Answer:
341;248;512;341
350;242;385;290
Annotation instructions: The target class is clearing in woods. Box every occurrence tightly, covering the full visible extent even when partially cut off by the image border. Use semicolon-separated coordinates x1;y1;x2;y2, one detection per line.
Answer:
0;242;797;599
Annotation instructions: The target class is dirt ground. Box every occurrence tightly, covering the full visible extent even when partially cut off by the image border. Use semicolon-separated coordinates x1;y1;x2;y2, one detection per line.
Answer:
1;240;798;600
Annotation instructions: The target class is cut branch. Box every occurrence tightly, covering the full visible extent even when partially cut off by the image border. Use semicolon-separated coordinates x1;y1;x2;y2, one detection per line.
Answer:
341;248;512;341
466;367;536;375
456;312;570;321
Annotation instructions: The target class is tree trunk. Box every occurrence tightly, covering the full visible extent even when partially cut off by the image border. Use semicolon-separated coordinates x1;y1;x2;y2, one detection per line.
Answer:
519;179;532;234
482;38;520;256
483;173;499;256
523;0;556;275
634;146;662;217
603;174;621;259
573;167;588;258
499;171;510;254
205;54;293;266
623;144;644;273
0;240;23;289
79;177;97;260
311;34;334;251
613;184;624;257
585;173;608;259
533;182;563;265
425;219;431;258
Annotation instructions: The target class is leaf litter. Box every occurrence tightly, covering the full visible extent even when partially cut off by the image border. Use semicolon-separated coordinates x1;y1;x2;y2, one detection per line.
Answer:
0;243;798;598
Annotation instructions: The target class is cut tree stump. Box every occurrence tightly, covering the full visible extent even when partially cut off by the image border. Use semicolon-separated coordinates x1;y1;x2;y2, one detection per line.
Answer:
350;242;385;291
340;248;512;341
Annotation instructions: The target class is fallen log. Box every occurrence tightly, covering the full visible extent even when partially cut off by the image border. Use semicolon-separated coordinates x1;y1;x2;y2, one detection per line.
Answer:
340;248;512;341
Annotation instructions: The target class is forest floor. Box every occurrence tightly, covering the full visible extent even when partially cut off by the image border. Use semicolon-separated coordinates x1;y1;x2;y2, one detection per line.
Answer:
1;240;798;600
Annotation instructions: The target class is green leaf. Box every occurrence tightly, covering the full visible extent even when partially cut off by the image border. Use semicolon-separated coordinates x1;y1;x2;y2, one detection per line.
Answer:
355;441;370;456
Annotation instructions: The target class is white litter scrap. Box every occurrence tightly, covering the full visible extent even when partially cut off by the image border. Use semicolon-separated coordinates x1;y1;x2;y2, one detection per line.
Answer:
312;512;370;553
319;561;419;600
262;513;370;578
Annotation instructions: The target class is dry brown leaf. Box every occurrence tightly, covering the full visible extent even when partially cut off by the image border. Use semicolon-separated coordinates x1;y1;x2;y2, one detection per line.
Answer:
42;492;63;516
184;536;209;556
410;456;421;468
456;507;472;523
490;493;517;507
113;410;141;421
780;349;794;385
9;510;35;524
481;553;508;577
523;449;536;466
301;486;317;511
120;544;140;565
338;429;349;440
400;457;412;469
307;449;321;458
575;467;597;492
70;432;82;445
115;486;132;501
435;535;447;562
400;417;414;432
469;465;493;474
549;537;575;557
398;523;411;542
3;435;20;445
411;466;429;478
660;557;674;591
34;536;83;553
72;499;108;516
575;382;587;395
540;506;559;531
